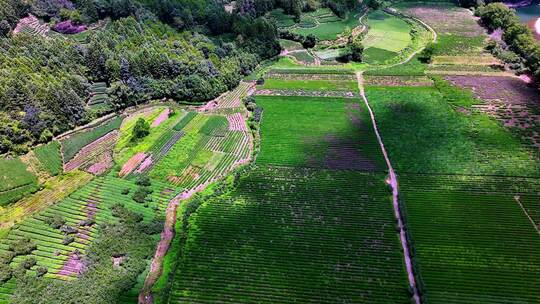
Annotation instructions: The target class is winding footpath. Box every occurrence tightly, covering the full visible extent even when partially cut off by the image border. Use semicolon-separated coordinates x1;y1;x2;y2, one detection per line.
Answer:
356;72;421;304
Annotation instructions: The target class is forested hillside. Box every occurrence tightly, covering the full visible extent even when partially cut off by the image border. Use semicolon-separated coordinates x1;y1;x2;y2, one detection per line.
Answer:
0;0;282;155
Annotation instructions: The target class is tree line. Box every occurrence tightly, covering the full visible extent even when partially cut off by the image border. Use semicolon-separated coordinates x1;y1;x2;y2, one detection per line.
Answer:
475;2;540;80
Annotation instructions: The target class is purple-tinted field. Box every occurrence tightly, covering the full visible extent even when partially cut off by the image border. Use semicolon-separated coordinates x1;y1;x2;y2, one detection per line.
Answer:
446;75;540;150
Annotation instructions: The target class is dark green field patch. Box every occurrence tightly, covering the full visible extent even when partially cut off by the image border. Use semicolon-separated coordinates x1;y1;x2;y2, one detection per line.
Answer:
0;158;39;206
255;96;384;170
365;85;540;176
168;166;410;304
363;47;398;64
400;174;540;303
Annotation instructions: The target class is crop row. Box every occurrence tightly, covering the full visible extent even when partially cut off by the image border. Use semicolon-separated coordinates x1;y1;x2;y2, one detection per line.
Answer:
264;72;356;81
150;112;252;190
169;166;410;304
0;175;177;299
64;130;119;172
399;173;540;304
216;82;254;109
61;116;123;162
255;89;357;98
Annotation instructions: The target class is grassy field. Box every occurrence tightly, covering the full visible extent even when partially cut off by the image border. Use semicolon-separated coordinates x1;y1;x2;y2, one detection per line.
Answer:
61;116;123;162
0;159;39;206
364;85;540;176
363;11;412;53
400;174;540;303
167;166;410;303
33;142;63;176
255;96;384;170
260;79;357;91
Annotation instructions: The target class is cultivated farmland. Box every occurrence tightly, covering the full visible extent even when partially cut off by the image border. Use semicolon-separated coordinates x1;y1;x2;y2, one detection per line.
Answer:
2;2;540;303
168;166;410;303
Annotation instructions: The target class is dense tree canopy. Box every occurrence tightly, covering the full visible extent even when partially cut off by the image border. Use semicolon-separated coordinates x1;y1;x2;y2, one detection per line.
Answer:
476;3;540;79
0;0;282;155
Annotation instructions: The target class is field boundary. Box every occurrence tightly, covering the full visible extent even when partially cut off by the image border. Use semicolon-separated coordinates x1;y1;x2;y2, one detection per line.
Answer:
514;196;540;234
356;71;421;304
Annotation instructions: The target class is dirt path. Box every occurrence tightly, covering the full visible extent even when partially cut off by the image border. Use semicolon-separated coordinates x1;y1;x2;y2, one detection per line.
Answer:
138;194;182;304
356;72;421;304
514;196;540;235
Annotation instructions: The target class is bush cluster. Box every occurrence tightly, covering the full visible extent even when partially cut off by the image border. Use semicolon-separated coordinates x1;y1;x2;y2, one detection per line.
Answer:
476;3;540;79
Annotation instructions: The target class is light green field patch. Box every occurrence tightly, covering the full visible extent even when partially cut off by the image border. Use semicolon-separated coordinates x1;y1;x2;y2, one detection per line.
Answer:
314;48;344;60
291;10;361;41
115;107;184;165
192;150;214;169
363;11;412;53
204;151;225;171
280;39;304;51
363;47;398;64
260;79;357;91
116;107;166;152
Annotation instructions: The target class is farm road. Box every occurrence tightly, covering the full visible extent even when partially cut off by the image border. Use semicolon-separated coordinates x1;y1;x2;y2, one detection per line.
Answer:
356;72;421;304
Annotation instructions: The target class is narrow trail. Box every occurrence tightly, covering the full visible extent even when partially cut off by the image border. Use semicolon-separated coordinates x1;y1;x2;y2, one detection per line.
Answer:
138;195;181;304
356;72;421;304
514;196;540;235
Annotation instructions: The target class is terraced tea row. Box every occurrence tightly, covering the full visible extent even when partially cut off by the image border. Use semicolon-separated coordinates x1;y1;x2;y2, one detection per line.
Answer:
0;176;177;302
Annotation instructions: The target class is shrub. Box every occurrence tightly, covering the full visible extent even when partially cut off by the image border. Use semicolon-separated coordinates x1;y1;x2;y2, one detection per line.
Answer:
139;218;164;235
419;43;436;63
0;251;15;264
132;118;150;140
36;266;48;277
79;219;96;227
0;264;12;283
22;257;37;269
9;238;37;256
45;215;65;229
111;203;144;223
135;175;151;187
62;236;75;245
53;20;87;34
302;34;317;49
121;188;131;195
60;225;78;235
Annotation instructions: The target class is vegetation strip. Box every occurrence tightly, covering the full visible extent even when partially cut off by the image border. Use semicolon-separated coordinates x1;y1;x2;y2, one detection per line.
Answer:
356;72;421;304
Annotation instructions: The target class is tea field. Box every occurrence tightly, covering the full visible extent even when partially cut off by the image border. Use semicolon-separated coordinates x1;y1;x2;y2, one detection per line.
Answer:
1;2;540;304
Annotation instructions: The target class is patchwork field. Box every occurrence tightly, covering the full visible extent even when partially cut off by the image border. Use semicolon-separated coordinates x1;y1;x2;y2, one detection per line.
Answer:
271;8;362;41
164;76;413;303
364;85;539;176
363;74;540;303
2;2;540;303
